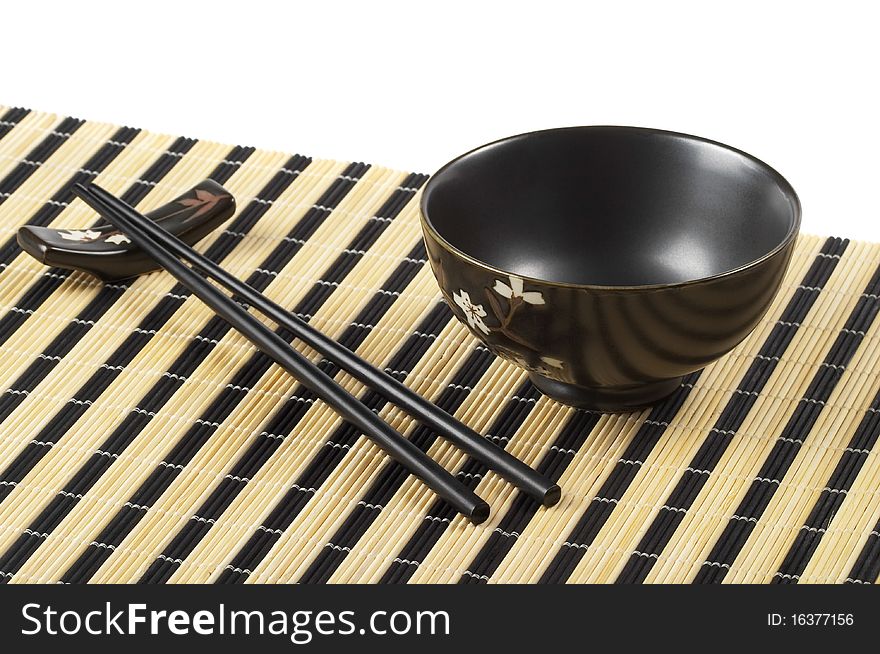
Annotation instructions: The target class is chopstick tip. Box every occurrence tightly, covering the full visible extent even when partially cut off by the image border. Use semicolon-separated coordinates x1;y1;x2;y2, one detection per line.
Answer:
543;484;562;508
471;501;490;525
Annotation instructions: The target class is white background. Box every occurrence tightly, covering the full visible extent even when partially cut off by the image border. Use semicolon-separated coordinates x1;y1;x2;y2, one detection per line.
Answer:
2;0;877;239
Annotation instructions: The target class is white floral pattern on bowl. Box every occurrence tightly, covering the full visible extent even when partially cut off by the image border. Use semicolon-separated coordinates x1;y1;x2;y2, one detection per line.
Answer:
493;274;544;305
450;273;564;373
452;289;490;334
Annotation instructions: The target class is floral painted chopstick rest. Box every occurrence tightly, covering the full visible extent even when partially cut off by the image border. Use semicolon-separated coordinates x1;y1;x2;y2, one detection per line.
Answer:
17;180;235;281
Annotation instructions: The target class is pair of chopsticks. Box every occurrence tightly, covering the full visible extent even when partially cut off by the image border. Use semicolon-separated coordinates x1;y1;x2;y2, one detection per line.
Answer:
73;183;559;524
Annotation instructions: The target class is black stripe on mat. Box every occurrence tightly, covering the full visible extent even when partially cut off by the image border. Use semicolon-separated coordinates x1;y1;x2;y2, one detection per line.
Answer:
845;516;880;583
459;409;603;583
615;237;849;584
536;371;702;584
377;380;544;584
216;298;458;584
0;107;30;141
775;386;880;583
113;136;198;209
696;255;880;583
138;174;428;583
0;125;146;347
0;146;258;582
294;344;499;584
0;115;83;210
0;116;86;261
55;160;375;584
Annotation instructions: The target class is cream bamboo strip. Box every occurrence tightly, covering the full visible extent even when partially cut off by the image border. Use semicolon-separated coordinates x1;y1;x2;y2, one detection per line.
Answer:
0;112;66;187
33;131;178;231
87;168;426;582
92;360;299;582
232;314;483;583
0;131;179;387
0;112;140;168
395;396;572;584
0;168;420;221
334;358;527;578
243;317;484;583
200;310;482;588
438;407;641;581
0;141;253;475
489;238;823;583
162;270;450;584
8;157;348;582
724;252;880;582
489;411;647;582
0;150;290;562
420;399;576;583
196;316;474;588
726;405;880;584
799;402;880;580
647;239;875;582
172;265;446;583
735;394;880;583
322;355;530;584
0;110;289;183
241;350;513;584
794;264;880;584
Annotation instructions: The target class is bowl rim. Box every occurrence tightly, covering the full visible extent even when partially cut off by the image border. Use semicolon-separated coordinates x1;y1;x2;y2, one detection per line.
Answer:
419;125;802;291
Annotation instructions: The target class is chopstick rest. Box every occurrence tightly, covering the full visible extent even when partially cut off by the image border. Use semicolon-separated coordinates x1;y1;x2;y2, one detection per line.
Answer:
73;182;491;524
17;180;235;281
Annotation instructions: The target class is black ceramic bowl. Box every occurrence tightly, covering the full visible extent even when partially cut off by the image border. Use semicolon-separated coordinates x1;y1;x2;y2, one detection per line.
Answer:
420;127;801;411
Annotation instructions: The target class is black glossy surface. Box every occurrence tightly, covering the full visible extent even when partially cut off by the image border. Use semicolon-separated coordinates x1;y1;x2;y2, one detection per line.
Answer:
421;127;801;411
424;127;797;287
17;180;235;281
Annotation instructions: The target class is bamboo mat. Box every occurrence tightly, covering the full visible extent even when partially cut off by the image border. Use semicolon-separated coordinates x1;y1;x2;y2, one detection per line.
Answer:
0;107;878;585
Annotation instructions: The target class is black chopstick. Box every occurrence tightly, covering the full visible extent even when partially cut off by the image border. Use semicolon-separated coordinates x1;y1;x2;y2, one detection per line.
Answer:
72;183;490;524
76;183;560;507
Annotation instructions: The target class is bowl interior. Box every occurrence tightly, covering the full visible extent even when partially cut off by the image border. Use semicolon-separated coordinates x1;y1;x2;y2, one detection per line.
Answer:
422;127;800;287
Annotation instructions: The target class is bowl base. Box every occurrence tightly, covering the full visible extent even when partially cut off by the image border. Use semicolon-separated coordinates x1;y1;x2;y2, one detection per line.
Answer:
528;373;683;412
